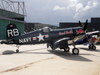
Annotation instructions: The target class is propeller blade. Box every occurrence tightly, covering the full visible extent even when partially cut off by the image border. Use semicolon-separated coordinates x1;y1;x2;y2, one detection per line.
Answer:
79;19;88;31
84;19;88;31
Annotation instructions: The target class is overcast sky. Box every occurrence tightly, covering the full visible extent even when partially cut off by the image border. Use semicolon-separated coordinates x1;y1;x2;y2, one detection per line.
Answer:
14;0;100;25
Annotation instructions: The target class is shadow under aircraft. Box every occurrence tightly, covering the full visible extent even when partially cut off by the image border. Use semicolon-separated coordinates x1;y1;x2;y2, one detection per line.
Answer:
48;50;92;62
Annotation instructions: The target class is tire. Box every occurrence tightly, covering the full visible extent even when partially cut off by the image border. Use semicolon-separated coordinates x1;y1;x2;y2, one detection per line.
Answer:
64;47;70;52
16;49;19;53
72;48;79;55
89;45;92;49
92;46;96;50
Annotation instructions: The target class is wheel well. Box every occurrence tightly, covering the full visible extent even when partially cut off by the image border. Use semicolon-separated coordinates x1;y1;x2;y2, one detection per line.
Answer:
59;40;68;49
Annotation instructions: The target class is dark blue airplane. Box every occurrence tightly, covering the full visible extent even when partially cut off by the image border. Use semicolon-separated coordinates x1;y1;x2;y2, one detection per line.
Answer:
1;20;88;55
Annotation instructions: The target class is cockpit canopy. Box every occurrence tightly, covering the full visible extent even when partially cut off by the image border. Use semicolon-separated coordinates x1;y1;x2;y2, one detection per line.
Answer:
42;27;53;33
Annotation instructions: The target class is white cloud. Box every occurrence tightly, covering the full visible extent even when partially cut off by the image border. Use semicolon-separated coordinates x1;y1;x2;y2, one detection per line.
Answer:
75;3;83;12
83;1;97;11
67;0;97;12
12;0;100;25
66;0;98;19
70;0;78;3
53;5;66;11
93;2;97;7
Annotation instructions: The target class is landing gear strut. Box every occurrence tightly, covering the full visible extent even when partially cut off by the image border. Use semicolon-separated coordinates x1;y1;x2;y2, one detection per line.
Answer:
72;40;79;55
89;44;96;50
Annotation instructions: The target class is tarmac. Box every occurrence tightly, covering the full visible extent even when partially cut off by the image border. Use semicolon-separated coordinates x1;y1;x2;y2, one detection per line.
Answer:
0;44;100;75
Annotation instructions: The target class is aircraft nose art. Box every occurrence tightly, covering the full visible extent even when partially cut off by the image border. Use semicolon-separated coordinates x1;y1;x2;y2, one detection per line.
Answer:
76;29;84;34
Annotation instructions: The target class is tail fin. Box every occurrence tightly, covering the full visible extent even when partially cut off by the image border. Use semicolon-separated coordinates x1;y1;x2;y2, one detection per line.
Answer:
6;23;20;39
79;19;88;31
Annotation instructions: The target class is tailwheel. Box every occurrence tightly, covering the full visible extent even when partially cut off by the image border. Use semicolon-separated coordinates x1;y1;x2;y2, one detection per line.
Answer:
16;49;19;53
16;45;20;53
64;47;70;52
72;48;79;55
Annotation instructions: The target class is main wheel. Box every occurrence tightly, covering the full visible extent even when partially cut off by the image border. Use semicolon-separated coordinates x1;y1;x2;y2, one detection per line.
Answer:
64;47;70;52
89;45;92;49
72;48;79;55
92;45;96;50
16;49;19;53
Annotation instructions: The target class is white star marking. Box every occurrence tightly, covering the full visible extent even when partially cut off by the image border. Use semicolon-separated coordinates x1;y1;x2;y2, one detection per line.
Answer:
37;33;44;41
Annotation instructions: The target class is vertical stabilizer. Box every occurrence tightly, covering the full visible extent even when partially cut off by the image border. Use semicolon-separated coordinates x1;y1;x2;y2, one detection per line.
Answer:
6;23;20;39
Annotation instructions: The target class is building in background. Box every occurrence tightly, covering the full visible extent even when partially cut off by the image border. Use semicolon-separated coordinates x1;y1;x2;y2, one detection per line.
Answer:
25;23;58;33
1;0;100;39
0;0;58;39
0;0;26;39
60;18;100;32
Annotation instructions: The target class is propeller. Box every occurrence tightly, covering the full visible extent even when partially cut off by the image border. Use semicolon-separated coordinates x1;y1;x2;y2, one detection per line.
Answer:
79;19;88;32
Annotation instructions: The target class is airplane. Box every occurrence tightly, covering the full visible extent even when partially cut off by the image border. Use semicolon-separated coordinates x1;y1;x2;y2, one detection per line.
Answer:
75;30;100;50
86;31;100;49
1;20;88;55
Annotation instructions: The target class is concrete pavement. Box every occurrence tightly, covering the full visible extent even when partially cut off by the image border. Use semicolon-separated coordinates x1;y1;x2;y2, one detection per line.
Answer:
0;44;100;75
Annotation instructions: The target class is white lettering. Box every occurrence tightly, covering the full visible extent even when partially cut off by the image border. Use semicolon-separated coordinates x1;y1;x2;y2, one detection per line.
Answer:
7;29;19;37
25;38;28;42
13;29;19;36
23;38;26;42
19;39;23;43
29;37;31;41
7;30;13;37
19;37;32;43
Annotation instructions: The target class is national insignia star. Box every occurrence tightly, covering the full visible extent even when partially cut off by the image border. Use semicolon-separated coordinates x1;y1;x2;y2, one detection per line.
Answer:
37;33;44;41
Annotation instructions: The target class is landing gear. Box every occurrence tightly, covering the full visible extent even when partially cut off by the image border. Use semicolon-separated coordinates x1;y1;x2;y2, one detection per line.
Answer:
64;47;70;52
92;45;96;50
72;48;79;55
63;47;79;55
89;45;92;49
16;49;19;53
72;40;79;55
88;44;96;50
59;39;80;55
16;45;20;53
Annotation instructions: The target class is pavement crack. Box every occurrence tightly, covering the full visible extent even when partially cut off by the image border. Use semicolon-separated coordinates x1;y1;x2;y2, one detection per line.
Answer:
0;57;55;73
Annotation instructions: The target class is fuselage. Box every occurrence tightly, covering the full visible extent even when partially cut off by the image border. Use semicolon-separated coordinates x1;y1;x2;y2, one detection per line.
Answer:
6;27;85;45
